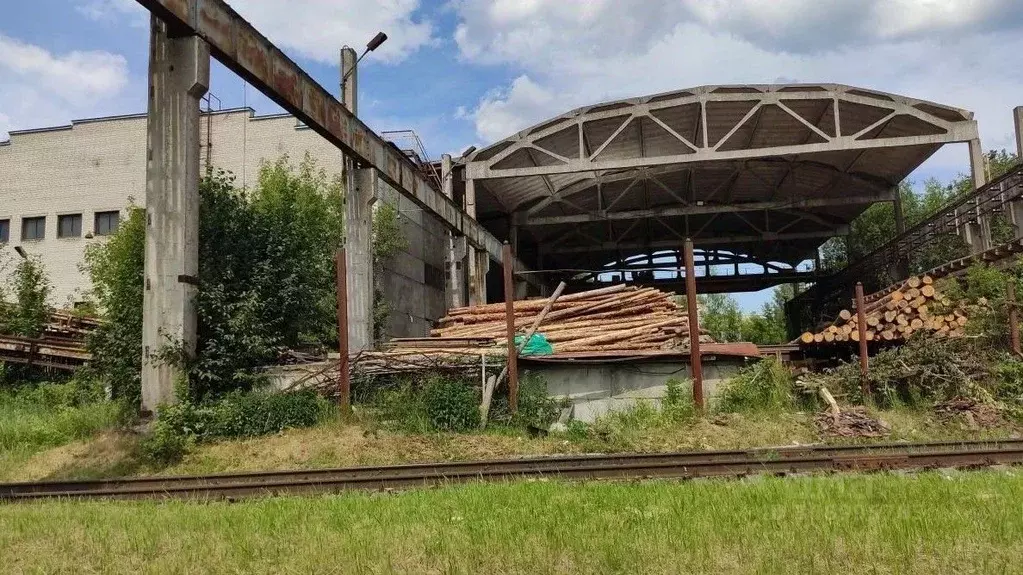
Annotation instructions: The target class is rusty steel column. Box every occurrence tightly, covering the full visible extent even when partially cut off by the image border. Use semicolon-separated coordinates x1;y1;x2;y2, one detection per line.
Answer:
1009;281;1021;355
855;282;870;396
502;242;519;413
683;239;704;410
336;248;351;413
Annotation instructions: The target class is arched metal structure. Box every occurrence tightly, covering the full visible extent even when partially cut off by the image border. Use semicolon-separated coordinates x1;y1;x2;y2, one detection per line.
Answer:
464;83;982;292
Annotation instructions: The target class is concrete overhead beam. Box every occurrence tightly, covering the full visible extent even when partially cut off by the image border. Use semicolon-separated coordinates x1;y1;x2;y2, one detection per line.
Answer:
521;192;895;226
134;0;519;271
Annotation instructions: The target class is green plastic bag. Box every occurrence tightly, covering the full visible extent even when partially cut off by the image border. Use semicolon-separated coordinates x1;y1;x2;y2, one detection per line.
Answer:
514;333;554;356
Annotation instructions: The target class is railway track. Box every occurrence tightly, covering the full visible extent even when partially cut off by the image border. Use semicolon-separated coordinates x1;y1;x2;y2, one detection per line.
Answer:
3;438;1022;502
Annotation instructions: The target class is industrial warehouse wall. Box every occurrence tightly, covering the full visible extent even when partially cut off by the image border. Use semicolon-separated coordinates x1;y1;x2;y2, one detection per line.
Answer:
0;109;448;337
375;180;448;338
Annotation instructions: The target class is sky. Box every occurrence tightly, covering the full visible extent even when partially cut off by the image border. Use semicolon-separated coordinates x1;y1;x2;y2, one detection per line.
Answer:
3;0;1023;311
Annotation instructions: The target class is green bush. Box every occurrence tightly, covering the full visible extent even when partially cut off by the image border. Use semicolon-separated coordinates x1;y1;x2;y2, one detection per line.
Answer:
511;374;562;430
715;359;794;413
662;377;696;422
0;255;52;338
140;390;328;464
86;157;344;403
995;360;1023;404
423;376;480;432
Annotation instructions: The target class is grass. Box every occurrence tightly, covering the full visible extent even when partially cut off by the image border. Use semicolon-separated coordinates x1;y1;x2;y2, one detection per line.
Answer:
5;402;1020;483
0;385;122;479
2;470;1023;573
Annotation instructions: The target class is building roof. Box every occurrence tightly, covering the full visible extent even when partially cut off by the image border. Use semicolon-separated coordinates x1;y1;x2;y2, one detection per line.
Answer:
464;84;978;275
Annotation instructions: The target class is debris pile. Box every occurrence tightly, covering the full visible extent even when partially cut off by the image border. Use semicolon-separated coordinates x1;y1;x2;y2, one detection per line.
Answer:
935;397;1004;429
0;309;98;370
814;407;891;438
431;284;712;352
799;274;983;345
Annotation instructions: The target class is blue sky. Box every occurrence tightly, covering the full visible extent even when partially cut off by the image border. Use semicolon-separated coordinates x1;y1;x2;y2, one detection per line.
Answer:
4;0;1023;311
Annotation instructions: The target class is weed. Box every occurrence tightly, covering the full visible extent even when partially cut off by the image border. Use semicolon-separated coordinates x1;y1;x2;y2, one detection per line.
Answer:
422;375;480;432
715;359;793;413
511;374;564;431
662;377;696;422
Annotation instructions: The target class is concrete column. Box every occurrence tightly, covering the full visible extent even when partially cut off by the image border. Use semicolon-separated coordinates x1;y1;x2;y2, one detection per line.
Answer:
968;138;988;190
1014;107;1023;161
340;47;357;115
141;19;209;414
465;177;487;305
1009;198;1023;237
346;168;377;352
441;154;465;309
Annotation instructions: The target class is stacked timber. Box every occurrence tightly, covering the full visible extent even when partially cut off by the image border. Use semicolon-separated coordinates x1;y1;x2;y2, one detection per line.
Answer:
799;275;980;345
431;284;712;353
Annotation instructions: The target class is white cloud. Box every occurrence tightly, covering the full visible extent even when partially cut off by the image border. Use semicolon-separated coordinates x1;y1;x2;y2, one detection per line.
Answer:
76;0;147;27
228;0;435;64
454;0;1023;176
0;34;134;138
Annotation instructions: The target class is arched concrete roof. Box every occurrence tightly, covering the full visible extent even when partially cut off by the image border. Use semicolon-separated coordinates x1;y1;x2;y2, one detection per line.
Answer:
464;84;978;275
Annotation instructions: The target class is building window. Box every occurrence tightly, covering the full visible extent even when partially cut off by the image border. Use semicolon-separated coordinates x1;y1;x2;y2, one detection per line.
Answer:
0;219;8;243
21;216;45;241
95;211;121;236
58;214;83;238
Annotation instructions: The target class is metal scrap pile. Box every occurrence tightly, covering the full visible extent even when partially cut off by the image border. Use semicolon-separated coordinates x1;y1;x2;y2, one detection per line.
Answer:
431;284;712;353
0;309;97;370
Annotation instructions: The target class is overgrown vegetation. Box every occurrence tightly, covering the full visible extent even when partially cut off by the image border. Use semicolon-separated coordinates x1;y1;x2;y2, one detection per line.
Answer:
140;390;331;464
0;380;123;472
715;358;795;413
698;285;795;345
85;156;343;404
0;255;52;338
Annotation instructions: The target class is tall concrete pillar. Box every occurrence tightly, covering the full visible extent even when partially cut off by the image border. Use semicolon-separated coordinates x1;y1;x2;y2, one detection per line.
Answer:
340;47;358;115
1014;107;1023;161
346;168;377;352
465;177;487;305
441;154;465;309
968;138;988;190
141;18;210;414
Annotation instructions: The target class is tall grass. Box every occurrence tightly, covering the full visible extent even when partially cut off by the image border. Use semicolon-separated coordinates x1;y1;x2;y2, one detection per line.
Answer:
2;471;1021;573
0;382;122;474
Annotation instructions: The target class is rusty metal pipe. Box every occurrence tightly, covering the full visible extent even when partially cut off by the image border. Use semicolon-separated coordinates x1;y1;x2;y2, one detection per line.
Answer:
1009;281;1020;355
855;282;870;396
502;243;519;414
683;239;704;410
336;248;351;413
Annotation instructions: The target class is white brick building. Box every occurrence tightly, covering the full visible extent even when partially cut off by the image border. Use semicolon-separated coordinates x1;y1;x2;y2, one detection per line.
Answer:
0;108;344;305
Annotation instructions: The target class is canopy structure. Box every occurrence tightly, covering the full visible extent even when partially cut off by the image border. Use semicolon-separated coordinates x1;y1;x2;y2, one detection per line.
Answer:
463;84;981;292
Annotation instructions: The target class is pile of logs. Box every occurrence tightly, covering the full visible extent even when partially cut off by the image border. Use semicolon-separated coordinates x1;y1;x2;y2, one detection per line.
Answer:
432;284;712;353
799;275;978;345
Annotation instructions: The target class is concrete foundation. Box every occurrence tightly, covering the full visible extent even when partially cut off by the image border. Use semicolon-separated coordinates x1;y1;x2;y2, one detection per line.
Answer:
522;357;747;422
140;20;209;413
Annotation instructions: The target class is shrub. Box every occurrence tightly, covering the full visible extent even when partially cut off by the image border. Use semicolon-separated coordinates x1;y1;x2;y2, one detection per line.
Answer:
0;255;53;339
715;359;794;413
995;360;1023;404
140;390;328;464
662;377;696;422
511;374;563;430
423;375;480;432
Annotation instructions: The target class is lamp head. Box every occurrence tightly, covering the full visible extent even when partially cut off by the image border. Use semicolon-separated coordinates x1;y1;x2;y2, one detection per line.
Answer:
367;32;388;52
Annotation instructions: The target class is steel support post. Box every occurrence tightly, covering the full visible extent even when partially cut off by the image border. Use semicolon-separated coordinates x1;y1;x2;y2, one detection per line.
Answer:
336;248;350;412
683;239;704;410
855;282;870;395
346;168;376;352
503;243;519;413
1009;281;1021;356
141;18;209;414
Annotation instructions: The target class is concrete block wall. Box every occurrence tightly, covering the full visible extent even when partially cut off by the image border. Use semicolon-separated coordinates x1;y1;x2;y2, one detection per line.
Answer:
0;109;450;340
375;179;449;338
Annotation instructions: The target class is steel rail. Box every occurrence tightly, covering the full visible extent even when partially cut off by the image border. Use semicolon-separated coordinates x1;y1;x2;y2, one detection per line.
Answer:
2;439;1022;502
